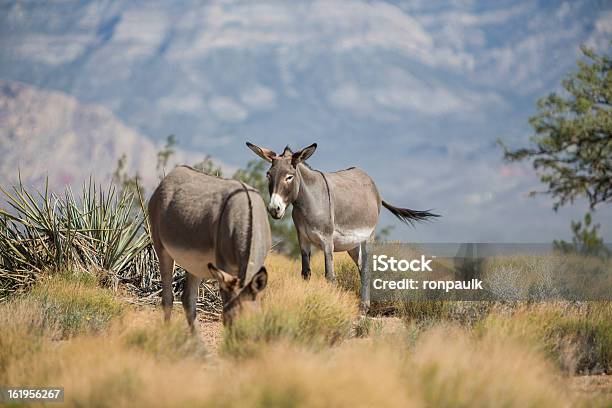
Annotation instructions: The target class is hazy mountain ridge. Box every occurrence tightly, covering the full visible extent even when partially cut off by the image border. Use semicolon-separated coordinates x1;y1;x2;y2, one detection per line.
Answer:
0;80;201;192
0;1;610;241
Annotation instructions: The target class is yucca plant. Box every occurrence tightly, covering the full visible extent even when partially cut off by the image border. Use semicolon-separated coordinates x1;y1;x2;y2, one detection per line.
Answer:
0;177;222;316
0;177;149;298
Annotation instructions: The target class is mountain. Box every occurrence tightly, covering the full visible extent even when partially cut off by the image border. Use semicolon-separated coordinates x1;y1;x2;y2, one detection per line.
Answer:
0;80;202;191
0;1;610;241
1;1;608;165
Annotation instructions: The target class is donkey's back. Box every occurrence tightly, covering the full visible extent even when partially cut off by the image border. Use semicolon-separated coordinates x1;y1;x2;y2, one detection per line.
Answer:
149;166;264;278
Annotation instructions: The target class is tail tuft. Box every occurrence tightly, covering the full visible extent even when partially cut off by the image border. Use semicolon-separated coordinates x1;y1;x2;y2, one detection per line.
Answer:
382;200;440;227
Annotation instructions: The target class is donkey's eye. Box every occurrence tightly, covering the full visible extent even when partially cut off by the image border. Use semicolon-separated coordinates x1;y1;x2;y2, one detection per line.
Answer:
285;175;294;182
266;173;271;180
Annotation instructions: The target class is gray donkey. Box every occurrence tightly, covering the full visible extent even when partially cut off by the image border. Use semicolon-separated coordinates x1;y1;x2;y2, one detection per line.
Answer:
246;142;438;313
148;165;271;328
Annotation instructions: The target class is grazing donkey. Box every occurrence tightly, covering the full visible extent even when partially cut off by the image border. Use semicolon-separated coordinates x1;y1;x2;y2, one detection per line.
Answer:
148;165;271;328
246;142;438;313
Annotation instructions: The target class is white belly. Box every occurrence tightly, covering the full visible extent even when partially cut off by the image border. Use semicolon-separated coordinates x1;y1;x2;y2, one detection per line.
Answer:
163;243;215;278
332;227;373;251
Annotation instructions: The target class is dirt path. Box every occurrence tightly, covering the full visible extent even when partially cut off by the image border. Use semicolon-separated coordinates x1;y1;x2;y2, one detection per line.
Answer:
198;317;223;355
570;375;612;397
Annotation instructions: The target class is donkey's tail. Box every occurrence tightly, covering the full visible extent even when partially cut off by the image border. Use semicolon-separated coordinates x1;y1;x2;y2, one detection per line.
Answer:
382;200;440;226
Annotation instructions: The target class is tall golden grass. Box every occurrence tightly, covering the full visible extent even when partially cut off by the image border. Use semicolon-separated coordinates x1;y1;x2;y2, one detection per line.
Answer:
477;302;612;374
0;253;610;406
1;312;580;407
222;253;358;356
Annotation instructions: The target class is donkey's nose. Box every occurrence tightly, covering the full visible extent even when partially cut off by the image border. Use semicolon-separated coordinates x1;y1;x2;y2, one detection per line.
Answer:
268;204;282;218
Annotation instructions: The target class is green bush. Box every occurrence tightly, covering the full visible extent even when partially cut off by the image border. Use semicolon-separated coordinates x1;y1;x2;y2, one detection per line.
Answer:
28;272;124;338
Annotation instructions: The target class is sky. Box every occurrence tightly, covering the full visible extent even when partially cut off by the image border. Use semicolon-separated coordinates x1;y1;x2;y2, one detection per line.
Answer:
0;0;610;242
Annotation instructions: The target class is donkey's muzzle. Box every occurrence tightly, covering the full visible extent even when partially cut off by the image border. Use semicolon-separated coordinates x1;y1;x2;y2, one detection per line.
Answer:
267;205;284;219
268;194;286;219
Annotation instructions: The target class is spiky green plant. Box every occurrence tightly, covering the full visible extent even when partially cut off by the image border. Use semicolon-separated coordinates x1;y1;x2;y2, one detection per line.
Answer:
0;177;222;316
0;178;149;298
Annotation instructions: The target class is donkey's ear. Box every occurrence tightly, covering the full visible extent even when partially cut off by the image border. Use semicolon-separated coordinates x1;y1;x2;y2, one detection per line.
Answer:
248;266;268;295
291;143;317;166
246;142;276;163
208;263;238;291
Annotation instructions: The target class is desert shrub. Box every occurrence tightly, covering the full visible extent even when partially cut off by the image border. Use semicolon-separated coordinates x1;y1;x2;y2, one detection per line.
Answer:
477;302;612;374
222;254;358;356
408;325;571;407
28;272;124;338
483;254;612;301
123;317;207;360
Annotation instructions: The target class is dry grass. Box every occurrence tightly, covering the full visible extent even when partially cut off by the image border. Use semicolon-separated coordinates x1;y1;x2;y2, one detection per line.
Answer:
3;335;212;407
0;271;124;381
407;324;571;407
222;253;359;356
1;313;583;408
0;252;610;406
477;302;612;374
0;297;59;375
122;312;208;361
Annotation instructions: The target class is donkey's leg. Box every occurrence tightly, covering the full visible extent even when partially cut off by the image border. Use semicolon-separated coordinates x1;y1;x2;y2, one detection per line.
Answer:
299;235;312;280
182;272;202;333
348;244;370;314
323;241;335;283
358;241;371;314
156;247;175;322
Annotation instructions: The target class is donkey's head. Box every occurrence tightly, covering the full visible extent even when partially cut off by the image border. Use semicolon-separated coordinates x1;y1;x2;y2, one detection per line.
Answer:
246;142;317;219
208;263;268;326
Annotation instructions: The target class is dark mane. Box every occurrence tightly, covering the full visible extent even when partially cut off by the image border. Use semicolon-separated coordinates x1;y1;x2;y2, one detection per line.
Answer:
282;145;293;157
237;181;253;284
331;166;356;173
